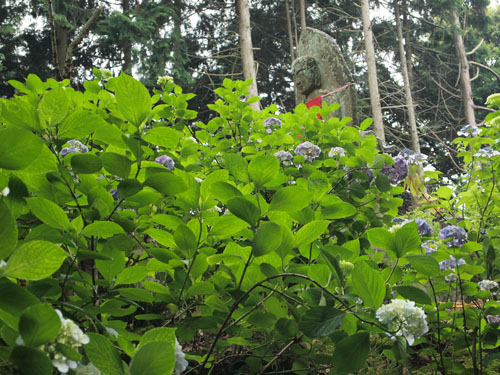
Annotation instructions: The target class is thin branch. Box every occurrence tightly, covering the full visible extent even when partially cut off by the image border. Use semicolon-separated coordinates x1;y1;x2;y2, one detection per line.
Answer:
466;38;484;56
469;61;500;86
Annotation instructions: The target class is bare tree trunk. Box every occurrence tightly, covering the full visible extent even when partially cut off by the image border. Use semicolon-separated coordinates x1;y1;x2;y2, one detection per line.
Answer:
361;0;385;145
394;0;420;153
451;8;476;125
299;0;306;32
237;0;260;111
290;0;299;48
402;0;413;90
285;0;295;64
122;0;132;73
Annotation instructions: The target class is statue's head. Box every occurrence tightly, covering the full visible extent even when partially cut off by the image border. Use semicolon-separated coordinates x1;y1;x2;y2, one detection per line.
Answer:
292;56;321;96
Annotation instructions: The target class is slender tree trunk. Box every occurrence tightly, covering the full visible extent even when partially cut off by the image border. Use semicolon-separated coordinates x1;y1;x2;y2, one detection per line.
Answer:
394;0;420;153
237;0;260;111
402;0;413;90
451;8;476;125
299;0;306;32
290;0;299;48
122;0;132;73
361;0;385;145
285;0;295;64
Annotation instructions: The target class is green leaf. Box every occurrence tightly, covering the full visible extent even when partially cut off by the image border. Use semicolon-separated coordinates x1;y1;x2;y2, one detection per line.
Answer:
10;346;53;375
118;288;153;303
70;153;102;174
115;266;149;286
101;152;132;179
186;281;215;297
248;155;279;187
226;197;260;226
2;241;68;281
0;201;18;259
144;127;182;149
26;196;70;231
55;343;82;362
352;261;385;309
395;221;420;257
85;333;124;375
406;255;440;277
376;173;391;192
393;286;432;305
209;181;243;203
115;73;151;127
320;202;357;219
0;279;40;329
117;179;143;197
137;327;176;351
144;173;187;196
38;86;68;127
207;215;248;238
0;127;43;170
367;227;395;254
253;222;282;257
129;342;175;375
58;110;108;139
19;304;61;347
81;221;125;238
224;154;249;182
174;224;197;257
332;332;370;372
269;186;312;212
299;307;345;338
294;220;329;248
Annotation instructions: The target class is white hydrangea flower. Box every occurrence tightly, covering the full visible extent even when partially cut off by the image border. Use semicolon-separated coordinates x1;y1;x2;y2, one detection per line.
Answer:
376;299;428;345
174;338;188;375
478;280;498;292
0;186;9;196
328;147;345;158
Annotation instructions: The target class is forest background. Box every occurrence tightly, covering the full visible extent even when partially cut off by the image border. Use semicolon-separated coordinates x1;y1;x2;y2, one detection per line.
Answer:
1;0;500;177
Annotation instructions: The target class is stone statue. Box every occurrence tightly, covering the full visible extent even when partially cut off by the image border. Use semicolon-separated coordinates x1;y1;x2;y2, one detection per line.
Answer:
292;27;357;123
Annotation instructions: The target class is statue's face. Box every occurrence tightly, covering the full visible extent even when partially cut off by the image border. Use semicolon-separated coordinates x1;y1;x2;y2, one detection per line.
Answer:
295;69;315;96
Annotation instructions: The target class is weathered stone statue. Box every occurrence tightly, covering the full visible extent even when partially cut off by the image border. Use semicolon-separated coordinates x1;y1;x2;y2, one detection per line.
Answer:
292;27;357;123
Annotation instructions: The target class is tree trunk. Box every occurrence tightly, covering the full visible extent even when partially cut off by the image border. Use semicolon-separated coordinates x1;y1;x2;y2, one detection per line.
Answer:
237;0;260;111
122;0;132;73
285;0;295;64
394;0;420;153
299;0;306;32
290;0;299;48
451;8;476;125
402;0;413;90
361;0;385;145
55;25;69;80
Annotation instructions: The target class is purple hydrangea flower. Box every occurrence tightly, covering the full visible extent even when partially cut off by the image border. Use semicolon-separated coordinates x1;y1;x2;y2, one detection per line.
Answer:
274;150;293;166
457;124;482;138
110;189;120;201
422;240;438;254
439;255;466;271
398;149;427;164
60;140;89;157
264;117;282;134
155;155;175;170
381;155;408;184
439;225;467;247
486;315;500;324
474;147;500;158
295;141;321;162
414;218;433;237
478;280;498;292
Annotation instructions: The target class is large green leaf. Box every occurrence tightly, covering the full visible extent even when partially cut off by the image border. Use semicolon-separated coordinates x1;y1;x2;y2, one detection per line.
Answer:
351;261;385;309
143;127;182;149
115;73;151;127
85;333;124;375
19;304;61;347
2;241;68;281
129;342;175;375
101;152;132;179
299;307;345;338
367;227;395;254
248;155;279;187
394;221;421;257
0;201;18;259
406;255;440;277
81;221;125;238
137;327;176;350
26;196;70;231
58;110;108;139
294;220;329;248
0;127;43;170
207;215;248;238
253;222;282;257
224;153;249;182
269;186;312;212
115;266;149;286
10;346;53;375
38;86;68;127
320;202;357;219
0;279;40;329
332;332;370;372
226;197;260;226
70;153;103;174
393;285;432;305
174;224;197;257
144;173;187;196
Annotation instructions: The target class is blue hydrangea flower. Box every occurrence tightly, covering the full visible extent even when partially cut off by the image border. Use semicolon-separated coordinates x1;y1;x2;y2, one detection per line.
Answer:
274;150;293;166
422;240;438;254
457;124;482;137
438;225;467;247
155;155;175;170
381;155;408;184
295;141;321;162
264;117;281;134
439;255;466;271
414;218;433;237
474;147;500;158
398;149;427;164
110;189;120;201
60;140;89;157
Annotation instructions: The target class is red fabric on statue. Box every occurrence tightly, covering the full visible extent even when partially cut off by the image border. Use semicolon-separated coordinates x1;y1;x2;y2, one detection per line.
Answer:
305;96;322;119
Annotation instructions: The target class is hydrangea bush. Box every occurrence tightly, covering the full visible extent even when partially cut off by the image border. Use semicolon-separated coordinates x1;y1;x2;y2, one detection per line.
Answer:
0;72;499;374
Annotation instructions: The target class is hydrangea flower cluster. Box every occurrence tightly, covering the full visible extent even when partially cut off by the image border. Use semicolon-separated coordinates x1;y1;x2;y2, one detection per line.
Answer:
457;124;482;137
422;240;439;254
60;140;89;157
339;260;354;275
295;141;321;162
174;338;189;375
438;225;467;247
274;150;293;166
445;273;458;282
398;149;427;164
439;255;466;271
486;315;500;324
0;186;9;196
376;299;428;345
110;188;120;201
381;155;408;184
474;147;500;158
157;75;174;86
401;218;433;237
478;280;499;292
155;155;175;170
264;117;281;134
328;147;345;158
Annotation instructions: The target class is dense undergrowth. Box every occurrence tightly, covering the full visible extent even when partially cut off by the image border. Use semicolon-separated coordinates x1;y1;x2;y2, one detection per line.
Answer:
0;71;499;374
